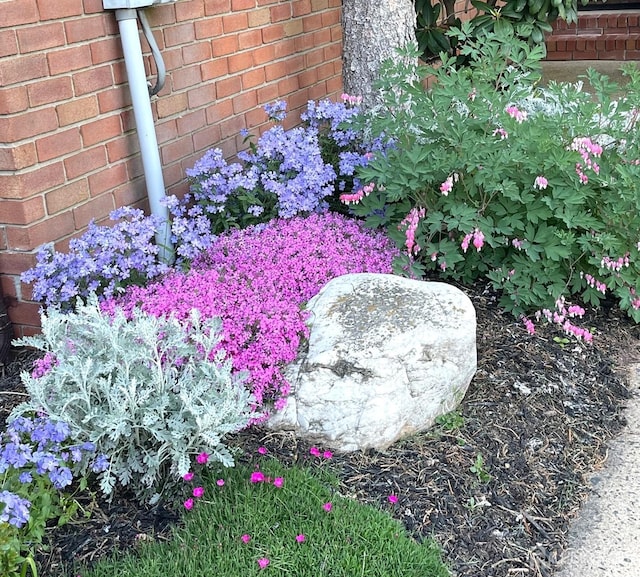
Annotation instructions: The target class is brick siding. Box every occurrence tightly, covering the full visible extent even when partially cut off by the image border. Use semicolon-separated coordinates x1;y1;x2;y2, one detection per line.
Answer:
0;0;343;337
546;9;640;60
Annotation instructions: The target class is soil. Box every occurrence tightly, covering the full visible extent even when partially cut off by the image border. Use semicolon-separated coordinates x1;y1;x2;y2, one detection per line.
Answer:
1;280;638;577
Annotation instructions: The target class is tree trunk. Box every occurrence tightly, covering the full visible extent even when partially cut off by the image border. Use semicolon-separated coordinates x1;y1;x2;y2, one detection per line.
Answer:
342;0;417;109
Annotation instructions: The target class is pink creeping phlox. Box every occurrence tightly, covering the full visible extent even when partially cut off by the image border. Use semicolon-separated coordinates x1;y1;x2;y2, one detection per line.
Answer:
241;534;251;544
296;534;306;543
192;487;204;498
323;502;333;512
257;558;270;569
105;213;398;414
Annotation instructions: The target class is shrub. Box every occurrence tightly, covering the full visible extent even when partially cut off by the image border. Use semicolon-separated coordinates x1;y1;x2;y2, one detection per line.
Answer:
21;207;170;310
349;29;640;335
11;299;257;502
0;415;105;577
105;213;399;412
414;0;586;62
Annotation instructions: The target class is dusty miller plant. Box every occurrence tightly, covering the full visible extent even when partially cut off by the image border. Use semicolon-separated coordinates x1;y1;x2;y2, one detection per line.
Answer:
11;299;258;503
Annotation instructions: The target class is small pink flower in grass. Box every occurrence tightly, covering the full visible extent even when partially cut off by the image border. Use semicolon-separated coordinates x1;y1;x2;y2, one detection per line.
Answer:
323;450;333;460
183;472;194;482
323;502;333;512
310;447;321;457
388;495;399;504
216;479;225;487
295;534;306;543
184;498;194;510
241;534;251;544
273;477;284;488
193;487;204;498
196;452;209;465
250;471;265;483
258;446;268;455
257;558;270;569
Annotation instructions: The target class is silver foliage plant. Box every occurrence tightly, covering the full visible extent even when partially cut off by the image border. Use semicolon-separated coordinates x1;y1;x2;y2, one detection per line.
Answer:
11;298;259;502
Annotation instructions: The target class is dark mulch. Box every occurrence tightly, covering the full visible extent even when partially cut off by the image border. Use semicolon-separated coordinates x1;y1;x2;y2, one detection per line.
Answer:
1;281;638;577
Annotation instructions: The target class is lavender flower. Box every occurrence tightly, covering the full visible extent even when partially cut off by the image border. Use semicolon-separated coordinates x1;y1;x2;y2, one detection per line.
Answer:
0;491;31;528
21;207;170;310
0;415;105;534
264;100;287;122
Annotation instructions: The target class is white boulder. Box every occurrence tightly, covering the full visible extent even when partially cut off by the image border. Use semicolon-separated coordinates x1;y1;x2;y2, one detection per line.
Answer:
268;273;477;452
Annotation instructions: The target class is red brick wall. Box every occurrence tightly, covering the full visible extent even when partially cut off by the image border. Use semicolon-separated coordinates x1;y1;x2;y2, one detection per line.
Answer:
0;0;343;337
546;10;640;60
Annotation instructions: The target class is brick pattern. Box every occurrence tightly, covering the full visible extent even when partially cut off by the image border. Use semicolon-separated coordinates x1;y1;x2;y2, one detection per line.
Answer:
546;10;640;60
0;0;343;337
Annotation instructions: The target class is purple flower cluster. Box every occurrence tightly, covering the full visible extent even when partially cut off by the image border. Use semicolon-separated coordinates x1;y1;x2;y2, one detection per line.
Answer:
21;207;170;309
301;96;388;195
0;415;109;528
104;213;399;412
302;97;363;148
244;124;336;218
263;100;287;122
0;490;31;528
172;98;385;259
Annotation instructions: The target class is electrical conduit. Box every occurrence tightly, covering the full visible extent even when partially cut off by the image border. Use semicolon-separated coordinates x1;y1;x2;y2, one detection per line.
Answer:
115;8;174;264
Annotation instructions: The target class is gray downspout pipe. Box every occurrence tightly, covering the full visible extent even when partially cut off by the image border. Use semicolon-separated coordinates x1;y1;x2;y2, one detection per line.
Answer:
115;8;174;264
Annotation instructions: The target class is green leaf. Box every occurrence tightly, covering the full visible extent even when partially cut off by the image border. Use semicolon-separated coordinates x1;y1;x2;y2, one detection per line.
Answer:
471;0;496;12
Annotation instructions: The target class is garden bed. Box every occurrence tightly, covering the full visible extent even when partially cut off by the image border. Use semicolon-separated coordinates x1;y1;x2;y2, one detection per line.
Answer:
1;278;636;577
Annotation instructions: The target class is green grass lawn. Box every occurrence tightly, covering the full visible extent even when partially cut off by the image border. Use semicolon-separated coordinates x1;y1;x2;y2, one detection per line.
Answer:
80;458;449;577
